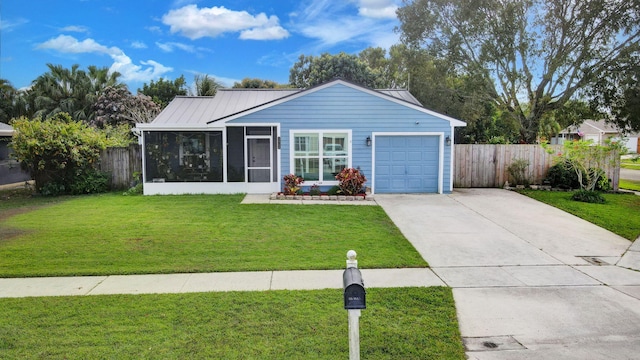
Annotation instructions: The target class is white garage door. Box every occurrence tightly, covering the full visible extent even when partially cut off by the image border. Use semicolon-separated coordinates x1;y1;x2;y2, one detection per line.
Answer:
375;135;440;193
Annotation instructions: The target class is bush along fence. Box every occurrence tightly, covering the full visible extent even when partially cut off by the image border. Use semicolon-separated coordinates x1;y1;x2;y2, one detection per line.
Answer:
99;144;142;190
454;144;620;191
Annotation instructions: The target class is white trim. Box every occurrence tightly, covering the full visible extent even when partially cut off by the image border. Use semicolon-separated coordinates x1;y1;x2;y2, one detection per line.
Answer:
217;80;467;127
289;129;352;186
450;126;455;192
226;122;280;128
136;124;219;131
371;132;445;195
143;182;279;195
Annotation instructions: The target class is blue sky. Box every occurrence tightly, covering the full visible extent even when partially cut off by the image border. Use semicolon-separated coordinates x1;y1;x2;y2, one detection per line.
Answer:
0;0;401;91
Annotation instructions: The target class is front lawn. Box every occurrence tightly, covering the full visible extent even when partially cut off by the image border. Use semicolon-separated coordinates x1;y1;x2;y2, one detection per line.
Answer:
0;287;465;359
0;193;427;277
520;190;640;241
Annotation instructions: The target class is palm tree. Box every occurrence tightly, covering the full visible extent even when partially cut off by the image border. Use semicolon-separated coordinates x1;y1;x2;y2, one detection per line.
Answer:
27;64;123;122
193;74;223;96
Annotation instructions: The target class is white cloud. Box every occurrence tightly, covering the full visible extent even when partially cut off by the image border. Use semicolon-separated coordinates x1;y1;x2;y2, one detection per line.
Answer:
60;25;89;33
0;18;29;32
240;26;290;40
356;0;398;19
156;41;195;53
146;26;163;34
131;41;148;49
162;5;289;40
290;0;400;52
36;35;172;83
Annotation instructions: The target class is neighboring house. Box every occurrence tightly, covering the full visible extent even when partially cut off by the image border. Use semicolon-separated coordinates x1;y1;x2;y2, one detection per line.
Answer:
0;122;31;185
135;79;466;195
553;119;639;153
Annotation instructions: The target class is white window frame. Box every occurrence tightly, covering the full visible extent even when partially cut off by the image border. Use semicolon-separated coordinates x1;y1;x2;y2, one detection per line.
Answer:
289;129;352;185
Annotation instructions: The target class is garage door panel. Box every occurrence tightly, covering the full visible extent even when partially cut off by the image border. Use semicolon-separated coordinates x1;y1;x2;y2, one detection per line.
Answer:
406;165;423;175
407;151;422;161
391;165;406;175
375;135;439;193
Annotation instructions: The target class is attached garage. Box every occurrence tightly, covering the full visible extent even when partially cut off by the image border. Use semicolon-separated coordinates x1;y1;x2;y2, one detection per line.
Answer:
373;134;443;194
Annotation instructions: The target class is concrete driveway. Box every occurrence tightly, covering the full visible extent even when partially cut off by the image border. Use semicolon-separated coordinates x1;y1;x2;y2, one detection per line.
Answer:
376;189;640;359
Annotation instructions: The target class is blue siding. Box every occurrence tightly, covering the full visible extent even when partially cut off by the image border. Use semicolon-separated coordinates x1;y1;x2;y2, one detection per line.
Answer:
228;83;454;193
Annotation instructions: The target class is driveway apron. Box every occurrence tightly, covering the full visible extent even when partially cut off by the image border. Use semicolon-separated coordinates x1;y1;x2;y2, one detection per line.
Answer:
376;189;640;360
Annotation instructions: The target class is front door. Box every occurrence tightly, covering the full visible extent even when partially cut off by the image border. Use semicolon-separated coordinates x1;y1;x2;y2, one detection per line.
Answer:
247;137;272;182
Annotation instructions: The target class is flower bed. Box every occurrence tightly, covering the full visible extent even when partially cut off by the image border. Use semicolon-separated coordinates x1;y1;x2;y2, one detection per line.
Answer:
270;193;372;201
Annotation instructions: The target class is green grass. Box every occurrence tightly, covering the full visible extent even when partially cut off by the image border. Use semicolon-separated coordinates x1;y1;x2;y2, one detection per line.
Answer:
621;158;640;170
0;193;427;277
620;179;640;192
0;287;465;359
0;187;69;212
520;190;640;241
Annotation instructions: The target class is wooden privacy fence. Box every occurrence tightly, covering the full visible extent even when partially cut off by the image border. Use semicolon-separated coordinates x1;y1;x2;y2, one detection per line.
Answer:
454;144;620;190
100;144;142;189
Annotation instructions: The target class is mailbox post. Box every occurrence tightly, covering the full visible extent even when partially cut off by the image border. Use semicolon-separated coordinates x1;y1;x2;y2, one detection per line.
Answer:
343;250;365;360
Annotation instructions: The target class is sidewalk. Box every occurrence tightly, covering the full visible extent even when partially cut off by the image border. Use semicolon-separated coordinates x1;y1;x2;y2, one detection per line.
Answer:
0;268;443;298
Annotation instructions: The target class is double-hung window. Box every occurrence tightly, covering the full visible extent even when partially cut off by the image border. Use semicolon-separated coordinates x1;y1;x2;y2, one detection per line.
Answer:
291;130;350;183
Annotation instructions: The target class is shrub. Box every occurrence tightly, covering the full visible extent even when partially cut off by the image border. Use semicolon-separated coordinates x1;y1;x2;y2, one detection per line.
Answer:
69;169;110;195
571;190;606;204
545;160;580;189
507;158;530;186
327;185;340;195
283;174;303;195
309;184;321;196
335;168;367;195
10;113;109;195
589;168;611;191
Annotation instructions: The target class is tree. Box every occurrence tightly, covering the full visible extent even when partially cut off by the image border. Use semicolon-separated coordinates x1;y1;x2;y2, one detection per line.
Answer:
27;64;122;122
397;0;640;143
590;48;640;133
0;79;20;123
232;78;283;89
93;86;161;127
544;139;622;202
289;52;384;88
138;76;187;108
10;113;109;195
193;74;223;96
381;44;507;143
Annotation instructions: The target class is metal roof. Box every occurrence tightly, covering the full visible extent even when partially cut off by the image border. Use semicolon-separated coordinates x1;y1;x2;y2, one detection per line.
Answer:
148;85;425;127
377;89;422;106
150;89;300;126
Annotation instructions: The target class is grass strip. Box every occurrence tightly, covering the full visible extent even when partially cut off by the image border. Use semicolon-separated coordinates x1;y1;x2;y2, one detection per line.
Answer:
0;287;465;359
619;179;640;192
520;190;640;241
0;193;427;277
621;159;640;170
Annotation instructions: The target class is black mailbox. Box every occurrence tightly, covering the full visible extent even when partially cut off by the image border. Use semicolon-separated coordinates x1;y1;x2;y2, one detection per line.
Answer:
343;267;366;309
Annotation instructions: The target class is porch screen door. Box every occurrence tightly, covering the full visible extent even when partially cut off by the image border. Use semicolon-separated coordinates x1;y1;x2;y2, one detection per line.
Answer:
247;138;272;182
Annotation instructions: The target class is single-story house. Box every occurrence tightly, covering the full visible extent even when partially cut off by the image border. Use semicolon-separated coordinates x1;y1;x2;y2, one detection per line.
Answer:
552;119;639;153
135;79;466;195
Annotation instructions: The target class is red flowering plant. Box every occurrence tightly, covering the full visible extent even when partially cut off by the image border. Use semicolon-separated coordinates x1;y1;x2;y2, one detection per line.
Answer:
335;168;367;195
283;174;304;195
